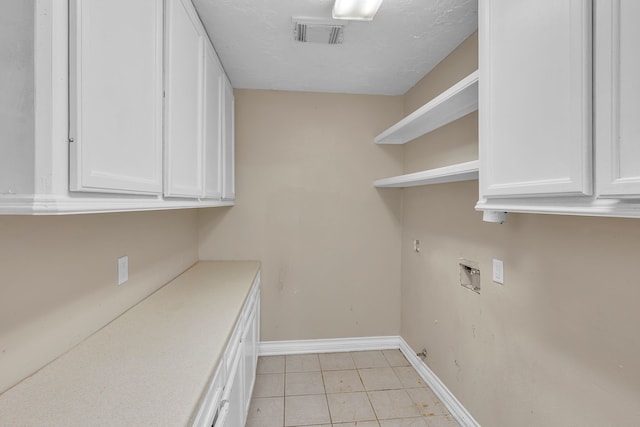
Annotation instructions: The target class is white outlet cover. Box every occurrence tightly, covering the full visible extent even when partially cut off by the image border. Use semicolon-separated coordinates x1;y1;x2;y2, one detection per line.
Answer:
492;258;504;284
118;256;128;285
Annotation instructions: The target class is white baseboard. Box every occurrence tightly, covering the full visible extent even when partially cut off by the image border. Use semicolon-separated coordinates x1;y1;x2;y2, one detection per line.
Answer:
258;336;481;427
259;336;400;356
398;337;481;427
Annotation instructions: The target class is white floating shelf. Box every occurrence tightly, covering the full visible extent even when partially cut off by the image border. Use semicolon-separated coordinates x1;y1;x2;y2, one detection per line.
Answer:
375;70;479;145
374;160;479;188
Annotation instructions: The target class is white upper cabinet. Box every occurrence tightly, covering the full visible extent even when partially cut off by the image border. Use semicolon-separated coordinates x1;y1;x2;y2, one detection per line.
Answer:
1;0;235;215
164;0;205;198
69;0;163;195
477;0;640;218
222;77;236;201
203;44;224;200
595;0;640;198
479;0;592;198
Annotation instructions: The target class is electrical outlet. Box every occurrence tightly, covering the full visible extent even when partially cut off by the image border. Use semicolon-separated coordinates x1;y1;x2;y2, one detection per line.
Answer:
118;256;128;285
493;258;504;284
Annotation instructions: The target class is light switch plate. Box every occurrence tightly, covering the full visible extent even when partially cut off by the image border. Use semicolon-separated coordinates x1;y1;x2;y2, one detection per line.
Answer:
493;258;504;284
118;256;128;285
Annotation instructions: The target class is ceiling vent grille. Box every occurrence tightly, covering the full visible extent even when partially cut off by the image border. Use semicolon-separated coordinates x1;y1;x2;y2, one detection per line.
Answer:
293;19;344;44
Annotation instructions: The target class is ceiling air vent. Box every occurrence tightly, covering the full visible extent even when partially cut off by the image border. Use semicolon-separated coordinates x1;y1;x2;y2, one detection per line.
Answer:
293;18;344;44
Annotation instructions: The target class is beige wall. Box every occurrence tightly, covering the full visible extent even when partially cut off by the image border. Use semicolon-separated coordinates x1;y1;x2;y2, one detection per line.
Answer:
198;89;404;341
401;32;640;426
0;210;198;392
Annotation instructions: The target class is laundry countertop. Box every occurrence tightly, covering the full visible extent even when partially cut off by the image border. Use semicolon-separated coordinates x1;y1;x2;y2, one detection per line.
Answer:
0;260;261;426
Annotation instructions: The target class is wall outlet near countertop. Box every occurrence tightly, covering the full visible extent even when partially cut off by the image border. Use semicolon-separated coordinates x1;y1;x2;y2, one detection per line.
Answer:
118;256;128;285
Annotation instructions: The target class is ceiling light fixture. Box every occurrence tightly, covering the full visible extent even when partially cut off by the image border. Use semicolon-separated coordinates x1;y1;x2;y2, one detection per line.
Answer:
332;0;383;21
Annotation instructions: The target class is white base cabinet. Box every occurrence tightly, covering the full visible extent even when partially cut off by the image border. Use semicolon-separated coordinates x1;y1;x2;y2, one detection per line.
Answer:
477;0;640;218
195;274;261;427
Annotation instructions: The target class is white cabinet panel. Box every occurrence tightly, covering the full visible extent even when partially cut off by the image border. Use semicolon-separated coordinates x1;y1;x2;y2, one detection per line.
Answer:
69;0;163;194
479;0;592;198
221;77;235;201
204;43;224;199
242;293;259;415
203;44;223;200
165;0;204;198
225;340;245;427
192;362;224;427
596;0;640;197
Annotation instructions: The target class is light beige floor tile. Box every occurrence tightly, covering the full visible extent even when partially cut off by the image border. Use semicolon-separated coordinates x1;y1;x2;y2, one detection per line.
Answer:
334;421;381;427
246;396;284;427
322;369;364;393
288;425;331;427
368;389;421;420
382;349;411;367
246;417;283;427
286;354;321;372
379;418;428;427
257;355;285;374
393;366;426;388
326;391;376;423
245;417;283;427
319;352;356;371
253;373;285;398
424;414;461;427
405;388;449;417
285;394;331;426
359;367;403;391
285;371;325;396
351;350;389;369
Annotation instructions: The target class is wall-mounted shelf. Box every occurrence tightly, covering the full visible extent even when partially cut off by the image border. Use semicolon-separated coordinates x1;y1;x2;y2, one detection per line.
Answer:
375;70;479;145
374;160;479;188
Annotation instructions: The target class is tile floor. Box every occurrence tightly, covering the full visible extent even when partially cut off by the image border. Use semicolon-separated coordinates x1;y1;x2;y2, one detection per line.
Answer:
246;350;461;427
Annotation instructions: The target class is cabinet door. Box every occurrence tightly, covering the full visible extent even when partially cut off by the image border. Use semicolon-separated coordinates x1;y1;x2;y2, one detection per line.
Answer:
164;0;204;198
595;0;640;197
224;350;245;427
221;77;235;201
203;44;223;200
192;362;224;427
479;0;592;198
69;0;163;194
242;295;259;415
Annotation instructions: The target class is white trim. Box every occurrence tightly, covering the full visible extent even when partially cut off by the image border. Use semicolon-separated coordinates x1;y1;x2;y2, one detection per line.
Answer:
257;336;481;427
399;338;481;427
0;194;233;215
475;196;640;218
258;336;400;356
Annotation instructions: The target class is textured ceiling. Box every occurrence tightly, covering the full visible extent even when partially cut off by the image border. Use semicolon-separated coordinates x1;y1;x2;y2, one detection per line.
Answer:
192;0;478;95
